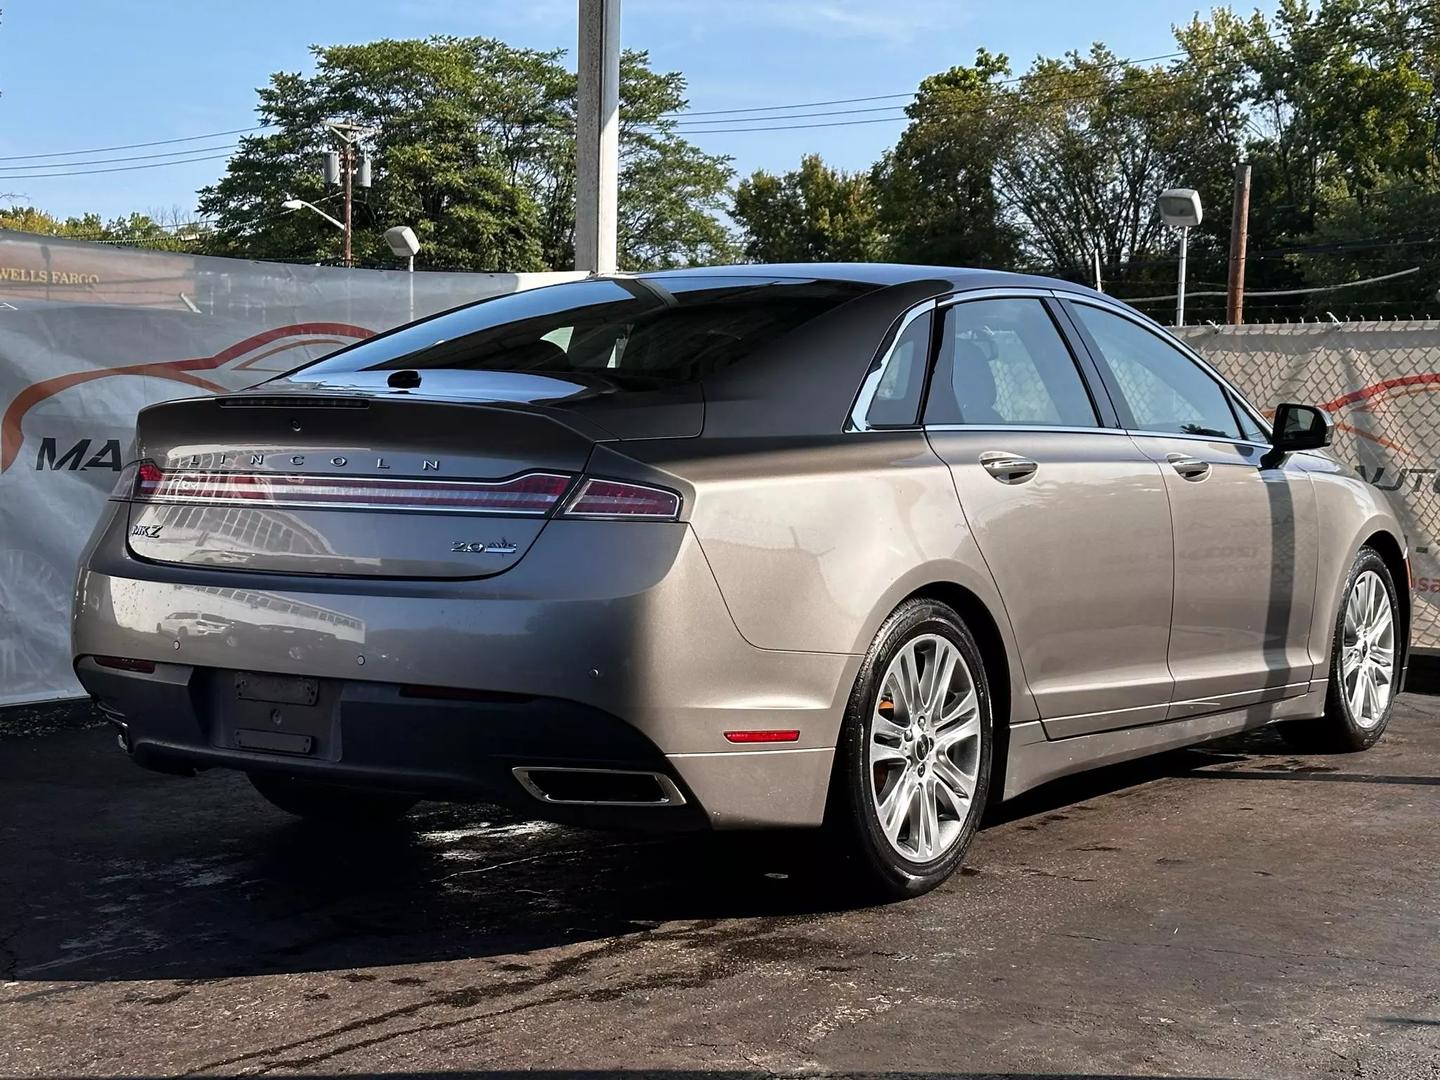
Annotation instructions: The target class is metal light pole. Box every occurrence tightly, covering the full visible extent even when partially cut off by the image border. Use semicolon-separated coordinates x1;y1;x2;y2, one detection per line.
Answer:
1175;225;1190;327
575;0;621;274
385;226;422;322
281;198;344;231
1157;188;1203;327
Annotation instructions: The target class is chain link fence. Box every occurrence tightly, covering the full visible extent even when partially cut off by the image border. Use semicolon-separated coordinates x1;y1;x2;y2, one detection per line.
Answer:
1179;320;1440;651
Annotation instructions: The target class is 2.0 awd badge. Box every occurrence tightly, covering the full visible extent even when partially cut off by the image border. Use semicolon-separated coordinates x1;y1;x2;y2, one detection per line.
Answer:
451;538;518;555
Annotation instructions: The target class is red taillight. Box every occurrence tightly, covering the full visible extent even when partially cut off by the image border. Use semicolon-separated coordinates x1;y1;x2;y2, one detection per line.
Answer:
129;467;572;515
723;730;800;744
92;656;157;673
109;461;151;501
561;478;681;520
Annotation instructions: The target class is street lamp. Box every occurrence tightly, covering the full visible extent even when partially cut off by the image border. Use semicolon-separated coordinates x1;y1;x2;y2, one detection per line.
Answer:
384;225;422;321
281;198;344;231
1157;188;1203;327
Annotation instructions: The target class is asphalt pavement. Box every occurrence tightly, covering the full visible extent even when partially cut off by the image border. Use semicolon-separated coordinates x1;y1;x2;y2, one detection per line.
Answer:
2;696;1437;1079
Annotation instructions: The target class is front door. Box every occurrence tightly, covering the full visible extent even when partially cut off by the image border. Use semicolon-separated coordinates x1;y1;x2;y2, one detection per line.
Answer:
924;295;1176;736
1064;299;1319;717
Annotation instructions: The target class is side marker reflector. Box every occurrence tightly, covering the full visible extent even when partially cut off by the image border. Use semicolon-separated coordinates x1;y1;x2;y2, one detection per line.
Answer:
723;730;800;744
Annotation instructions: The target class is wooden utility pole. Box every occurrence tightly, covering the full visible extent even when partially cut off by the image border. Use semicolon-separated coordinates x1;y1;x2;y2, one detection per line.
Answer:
342;140;354;268
1226;161;1251;324
323;121;374;269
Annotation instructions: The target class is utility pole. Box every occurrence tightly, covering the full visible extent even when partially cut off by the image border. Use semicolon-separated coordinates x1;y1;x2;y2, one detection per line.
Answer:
342;140;353;267
322;121;375;268
575;0;621;274
1226;161;1252;324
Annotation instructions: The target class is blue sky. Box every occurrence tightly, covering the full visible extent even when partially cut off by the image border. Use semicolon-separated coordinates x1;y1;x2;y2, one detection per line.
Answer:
0;1;1271;221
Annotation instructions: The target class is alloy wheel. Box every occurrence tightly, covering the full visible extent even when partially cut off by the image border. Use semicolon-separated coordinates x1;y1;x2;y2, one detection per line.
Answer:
1341;569;1396;728
867;633;983;862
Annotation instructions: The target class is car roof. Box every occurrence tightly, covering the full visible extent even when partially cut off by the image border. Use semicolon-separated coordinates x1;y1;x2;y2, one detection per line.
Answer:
628;262;1104;296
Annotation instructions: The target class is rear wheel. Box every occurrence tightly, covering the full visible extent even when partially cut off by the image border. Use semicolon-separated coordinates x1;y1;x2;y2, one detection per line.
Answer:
248;772;418;824
828;598;992;900
1281;547;1400;752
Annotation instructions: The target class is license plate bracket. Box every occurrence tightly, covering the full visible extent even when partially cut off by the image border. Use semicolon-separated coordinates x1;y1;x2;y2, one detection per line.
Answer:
235;729;314;755
235;671;319;706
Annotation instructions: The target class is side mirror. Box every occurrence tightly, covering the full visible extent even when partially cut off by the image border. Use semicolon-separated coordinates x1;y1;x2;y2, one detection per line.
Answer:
1262;402;1332;467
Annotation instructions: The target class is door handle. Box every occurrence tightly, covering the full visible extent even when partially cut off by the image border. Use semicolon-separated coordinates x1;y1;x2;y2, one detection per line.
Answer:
979;451;1039;483
1166;453;1211;481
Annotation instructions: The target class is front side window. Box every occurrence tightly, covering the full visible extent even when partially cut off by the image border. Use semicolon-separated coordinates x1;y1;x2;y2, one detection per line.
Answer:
294;276;876;386
924;298;1098;427
1070;303;1241;439
1231;395;1269;442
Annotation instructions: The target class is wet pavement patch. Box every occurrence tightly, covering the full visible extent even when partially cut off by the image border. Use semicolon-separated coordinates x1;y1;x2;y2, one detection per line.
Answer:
2;696;1438;1077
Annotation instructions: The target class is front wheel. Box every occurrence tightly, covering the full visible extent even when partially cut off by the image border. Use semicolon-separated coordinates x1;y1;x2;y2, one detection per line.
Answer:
248;772;419;825
1281;547;1401;752
828;598;993;900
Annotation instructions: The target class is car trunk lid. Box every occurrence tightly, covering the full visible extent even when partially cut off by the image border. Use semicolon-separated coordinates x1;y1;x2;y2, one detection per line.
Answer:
124;389;620;579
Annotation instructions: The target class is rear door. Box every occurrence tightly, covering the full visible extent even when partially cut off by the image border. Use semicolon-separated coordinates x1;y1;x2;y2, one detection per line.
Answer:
1061;298;1319;717
923;292;1176;735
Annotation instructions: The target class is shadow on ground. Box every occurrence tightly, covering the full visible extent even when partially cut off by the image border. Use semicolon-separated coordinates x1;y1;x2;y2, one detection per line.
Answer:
0;702;1324;987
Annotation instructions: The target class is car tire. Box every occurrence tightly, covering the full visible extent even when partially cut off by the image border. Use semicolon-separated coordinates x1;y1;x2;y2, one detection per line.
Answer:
827;598;993;900
1280;546;1401;753
247;772;419;824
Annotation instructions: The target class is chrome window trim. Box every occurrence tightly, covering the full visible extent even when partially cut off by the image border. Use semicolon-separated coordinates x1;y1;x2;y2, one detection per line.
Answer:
846;298;938;432
1060;293;1273;440
924;424;1130;436
926;423;1274;455
1124;429;1272;451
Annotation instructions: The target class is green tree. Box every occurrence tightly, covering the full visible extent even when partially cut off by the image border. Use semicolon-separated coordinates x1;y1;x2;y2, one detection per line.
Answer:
0;205;201;251
1230;0;1440;315
996;45;1243;291
197;37;735;271
732;154;884;262
872;50;1022;268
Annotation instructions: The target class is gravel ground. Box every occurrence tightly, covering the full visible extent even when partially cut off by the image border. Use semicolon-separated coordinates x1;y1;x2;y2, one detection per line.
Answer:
1;696;1437;1080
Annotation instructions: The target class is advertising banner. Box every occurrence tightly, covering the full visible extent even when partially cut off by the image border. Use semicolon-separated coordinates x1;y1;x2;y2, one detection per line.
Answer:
0;230;579;704
4;239;1436;706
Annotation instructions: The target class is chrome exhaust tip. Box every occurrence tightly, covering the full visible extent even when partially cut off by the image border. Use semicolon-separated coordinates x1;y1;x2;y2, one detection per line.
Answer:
512;766;685;807
95;702;131;752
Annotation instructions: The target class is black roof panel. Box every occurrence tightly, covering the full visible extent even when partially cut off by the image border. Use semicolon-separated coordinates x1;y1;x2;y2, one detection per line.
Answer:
632;262;1101;296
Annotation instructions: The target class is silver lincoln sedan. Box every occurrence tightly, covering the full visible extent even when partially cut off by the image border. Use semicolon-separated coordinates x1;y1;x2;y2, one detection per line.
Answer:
73;264;1409;898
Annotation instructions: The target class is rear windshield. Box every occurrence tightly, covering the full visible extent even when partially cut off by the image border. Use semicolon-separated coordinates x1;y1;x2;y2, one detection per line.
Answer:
295;275;874;386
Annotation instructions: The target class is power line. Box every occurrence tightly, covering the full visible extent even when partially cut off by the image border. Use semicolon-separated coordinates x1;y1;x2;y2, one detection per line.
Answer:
0;125;269;163
653;114;910;135
656;44;1207;119
0;143;240;172
0;152;235;180
649;21;1439;132
1116;265;1422;302
660;91;916;119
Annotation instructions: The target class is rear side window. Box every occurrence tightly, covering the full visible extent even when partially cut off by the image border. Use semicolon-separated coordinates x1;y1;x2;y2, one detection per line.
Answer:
925;298;1098;427
296;276;875;386
1070;303;1241;439
864;310;932;427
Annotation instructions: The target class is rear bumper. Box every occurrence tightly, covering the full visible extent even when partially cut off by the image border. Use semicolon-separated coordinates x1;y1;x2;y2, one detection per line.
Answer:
73;515;854;829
